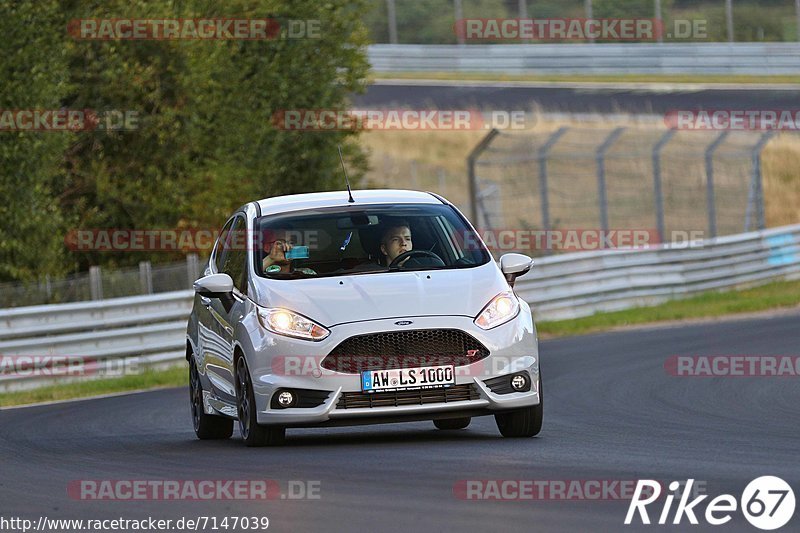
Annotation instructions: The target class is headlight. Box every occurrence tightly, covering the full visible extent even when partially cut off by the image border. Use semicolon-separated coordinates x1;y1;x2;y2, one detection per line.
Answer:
474;291;519;330
257;307;330;341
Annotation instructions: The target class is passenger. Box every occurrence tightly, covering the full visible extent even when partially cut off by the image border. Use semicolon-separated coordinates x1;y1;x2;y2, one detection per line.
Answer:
262;232;317;275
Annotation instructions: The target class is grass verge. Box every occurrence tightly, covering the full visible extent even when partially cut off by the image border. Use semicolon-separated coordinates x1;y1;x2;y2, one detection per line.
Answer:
371;72;800;85
2;280;798;407
536;279;800;338
0;365;187;408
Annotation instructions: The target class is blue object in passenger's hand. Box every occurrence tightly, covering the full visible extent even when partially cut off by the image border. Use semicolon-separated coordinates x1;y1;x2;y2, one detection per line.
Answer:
285;246;309;260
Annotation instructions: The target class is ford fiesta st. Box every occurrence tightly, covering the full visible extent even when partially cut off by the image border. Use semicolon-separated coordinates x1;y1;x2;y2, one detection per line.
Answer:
186;189;542;446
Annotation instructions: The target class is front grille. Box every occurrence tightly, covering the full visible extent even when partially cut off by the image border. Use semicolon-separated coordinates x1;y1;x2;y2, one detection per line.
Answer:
322;329;490;374
336;383;480;409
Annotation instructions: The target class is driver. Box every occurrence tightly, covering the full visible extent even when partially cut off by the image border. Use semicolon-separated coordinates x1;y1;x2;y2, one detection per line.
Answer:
380;220;413;267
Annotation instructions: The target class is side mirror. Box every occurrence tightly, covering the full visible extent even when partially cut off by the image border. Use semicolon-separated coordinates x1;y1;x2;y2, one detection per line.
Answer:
193;273;234;299
499;253;533;288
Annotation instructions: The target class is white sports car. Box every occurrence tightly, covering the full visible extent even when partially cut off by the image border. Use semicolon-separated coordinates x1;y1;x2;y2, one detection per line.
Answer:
186;189;542;446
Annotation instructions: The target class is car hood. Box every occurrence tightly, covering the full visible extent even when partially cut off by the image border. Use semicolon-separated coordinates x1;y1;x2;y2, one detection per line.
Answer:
251;262;508;327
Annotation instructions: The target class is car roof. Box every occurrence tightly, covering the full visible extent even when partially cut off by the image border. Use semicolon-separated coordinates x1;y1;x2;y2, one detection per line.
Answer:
254;189;443;217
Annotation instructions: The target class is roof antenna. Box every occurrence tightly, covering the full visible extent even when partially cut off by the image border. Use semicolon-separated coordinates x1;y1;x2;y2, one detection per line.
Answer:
338;144;355;203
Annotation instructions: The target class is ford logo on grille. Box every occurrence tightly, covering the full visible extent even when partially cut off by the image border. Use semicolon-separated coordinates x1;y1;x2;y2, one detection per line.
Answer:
394;320;413;326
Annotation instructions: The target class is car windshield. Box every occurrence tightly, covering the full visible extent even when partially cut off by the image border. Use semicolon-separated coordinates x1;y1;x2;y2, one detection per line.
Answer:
254;203;491;279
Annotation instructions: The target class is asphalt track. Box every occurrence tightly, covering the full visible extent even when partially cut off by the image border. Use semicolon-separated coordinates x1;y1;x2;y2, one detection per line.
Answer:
1;311;798;533
354;81;800;115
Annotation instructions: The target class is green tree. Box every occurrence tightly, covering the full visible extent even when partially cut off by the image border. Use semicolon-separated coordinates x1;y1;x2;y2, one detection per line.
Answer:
57;0;370;270
0;0;73;281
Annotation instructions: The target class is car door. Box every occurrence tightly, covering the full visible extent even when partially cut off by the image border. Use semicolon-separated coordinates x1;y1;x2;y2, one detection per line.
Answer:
206;214;250;404
195;217;235;397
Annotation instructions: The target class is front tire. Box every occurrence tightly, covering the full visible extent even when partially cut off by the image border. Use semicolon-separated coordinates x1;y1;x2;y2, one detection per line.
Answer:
433;417;471;430
189;359;233;440
235;356;285;447
495;373;543;438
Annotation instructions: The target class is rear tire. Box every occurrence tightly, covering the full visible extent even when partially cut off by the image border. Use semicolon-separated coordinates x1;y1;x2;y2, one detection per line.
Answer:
433;417;471;430
235;356;285;447
189;359;233;440
495;373;543;438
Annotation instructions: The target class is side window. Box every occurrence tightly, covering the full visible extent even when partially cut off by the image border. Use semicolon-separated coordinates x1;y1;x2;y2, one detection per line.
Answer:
220;216;248;293
212;218;235;272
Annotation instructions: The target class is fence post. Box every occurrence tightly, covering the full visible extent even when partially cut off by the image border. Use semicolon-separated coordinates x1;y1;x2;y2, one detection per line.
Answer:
652;129;675;242
139;261;153;295
538;127;568;254
89;266;103;300
725;0;734;42
468;129;500;225
186;254;200;288
386;0;398;44
437;168;446;197
654;0;663;43
454;0;465;44
705;131;729;238
596;127;625;234
585;0;594;43
745;131;775;232
797;0;800;42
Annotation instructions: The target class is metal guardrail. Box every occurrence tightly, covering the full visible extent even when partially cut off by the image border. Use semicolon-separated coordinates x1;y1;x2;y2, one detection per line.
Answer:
367;43;800;75
515;224;800;319
1;223;798;392
0;292;193;393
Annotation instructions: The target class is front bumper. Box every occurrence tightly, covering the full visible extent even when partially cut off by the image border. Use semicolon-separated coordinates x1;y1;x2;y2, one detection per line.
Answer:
244;312;540;427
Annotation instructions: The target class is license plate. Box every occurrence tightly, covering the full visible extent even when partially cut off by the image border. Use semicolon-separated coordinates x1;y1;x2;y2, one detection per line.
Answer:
361;364;455;393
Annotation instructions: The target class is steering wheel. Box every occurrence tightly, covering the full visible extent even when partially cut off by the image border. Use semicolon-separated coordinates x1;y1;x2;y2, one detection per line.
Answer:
388;249;445;268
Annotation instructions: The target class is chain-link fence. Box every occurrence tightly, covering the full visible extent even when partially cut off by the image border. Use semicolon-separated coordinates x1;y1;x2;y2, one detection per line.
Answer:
366;155;470;213
467;126;780;256
0;255;202;308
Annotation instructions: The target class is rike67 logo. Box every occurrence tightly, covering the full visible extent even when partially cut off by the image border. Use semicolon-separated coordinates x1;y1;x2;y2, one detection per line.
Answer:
626;477;795;530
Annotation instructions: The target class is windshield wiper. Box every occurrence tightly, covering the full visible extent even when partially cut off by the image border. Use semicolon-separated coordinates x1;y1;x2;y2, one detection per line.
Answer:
387;264;447;273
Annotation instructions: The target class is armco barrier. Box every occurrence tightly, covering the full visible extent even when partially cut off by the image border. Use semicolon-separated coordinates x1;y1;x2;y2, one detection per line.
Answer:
367;43;800;75
1;224;799;393
515;224;800;319
0;292;193;393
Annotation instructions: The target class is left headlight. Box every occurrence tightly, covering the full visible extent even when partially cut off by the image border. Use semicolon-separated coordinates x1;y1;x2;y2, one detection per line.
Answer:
257;307;330;341
474;291;520;330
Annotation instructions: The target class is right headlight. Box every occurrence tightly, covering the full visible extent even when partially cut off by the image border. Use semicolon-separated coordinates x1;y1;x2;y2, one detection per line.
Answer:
474;291;520;330
257;307;330;341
